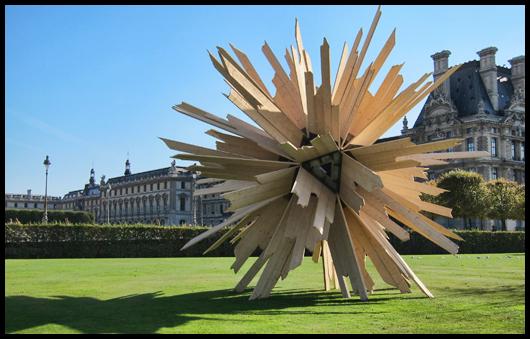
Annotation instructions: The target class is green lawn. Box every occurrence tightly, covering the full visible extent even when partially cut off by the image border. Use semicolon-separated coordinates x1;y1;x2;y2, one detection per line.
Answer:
5;253;525;334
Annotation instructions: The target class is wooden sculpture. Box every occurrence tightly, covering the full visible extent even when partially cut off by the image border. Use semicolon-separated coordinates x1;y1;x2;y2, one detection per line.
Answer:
161;6;489;300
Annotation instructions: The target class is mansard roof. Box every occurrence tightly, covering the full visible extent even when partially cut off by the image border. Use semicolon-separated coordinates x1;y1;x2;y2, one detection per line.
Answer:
108;166;191;184
414;60;515;128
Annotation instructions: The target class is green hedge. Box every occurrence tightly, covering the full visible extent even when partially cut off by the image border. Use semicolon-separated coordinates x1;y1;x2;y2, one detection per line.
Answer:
4;223;525;259
5;209;94;224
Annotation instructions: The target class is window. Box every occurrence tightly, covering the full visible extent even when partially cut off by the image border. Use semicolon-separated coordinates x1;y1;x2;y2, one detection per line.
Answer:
180;196;186;211
491;137;497;157
179;219;186;225
446;131;452;138
34;203;38;208
144;184;147;192
491;167;498;180
24;203;28;208
150;184;153;191
466;138;475;152
181;181;186;189
521;143;525;161
131;186;134;194
14;203;17;208
491;127;497;134
157;182;160;190
466;128;472;134
164;182;167;189
120;188;123;195
511;141;517;160
125;187;128;194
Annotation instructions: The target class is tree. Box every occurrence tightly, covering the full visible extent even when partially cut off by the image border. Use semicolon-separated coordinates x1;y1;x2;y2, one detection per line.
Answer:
515;184;525;221
434;170;490;229
485;179;523;231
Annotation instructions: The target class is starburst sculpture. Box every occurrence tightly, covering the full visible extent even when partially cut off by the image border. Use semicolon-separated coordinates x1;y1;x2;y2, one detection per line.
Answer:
160;6;488;300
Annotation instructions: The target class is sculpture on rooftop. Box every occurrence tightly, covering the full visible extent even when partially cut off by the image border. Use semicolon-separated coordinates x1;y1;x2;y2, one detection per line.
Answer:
161;6;488;300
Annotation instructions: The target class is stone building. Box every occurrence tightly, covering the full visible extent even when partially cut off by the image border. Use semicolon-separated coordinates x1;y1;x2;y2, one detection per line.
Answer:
8;158;233;226
61;168;101;219
5;189;62;210
193;177;232;226
98;159;195;225
403;47;525;183
402;47;525;230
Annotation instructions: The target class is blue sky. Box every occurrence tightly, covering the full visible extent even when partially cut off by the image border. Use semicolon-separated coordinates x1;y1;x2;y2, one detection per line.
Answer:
5;5;525;197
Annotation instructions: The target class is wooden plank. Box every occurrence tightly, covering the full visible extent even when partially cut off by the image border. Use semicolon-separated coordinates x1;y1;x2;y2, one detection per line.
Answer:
159;137;229;157
349;64;403;136
231;196;290;273
181;194;285;251
417;212;464;241
203;213;255;254
225;86;291;144
355;139;464;165
370;28;396;82
370;189;459;254
255;166;298;184
327;197;369;300
219;51;304;145
223;171;295;211
234;251;269;293
347;137;415;156
230;43;272;97
379;167;428;180
396;151;490;162
331;41;349;100
379;172;447;196
339;181;365;213
332;28;362;106
176;153;296;168
194;180;255;196
320;38;332;135
173;102;241;136
360;200;410;241
312;241;322;263
305;70;316;134
367;159;421;172
224;115;293;159
341;152;383;192
262;42;306;129
344;206;411;293
218;46;273;101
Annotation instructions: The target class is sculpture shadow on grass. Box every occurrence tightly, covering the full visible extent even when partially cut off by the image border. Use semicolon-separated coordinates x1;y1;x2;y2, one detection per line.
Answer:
6;288;411;333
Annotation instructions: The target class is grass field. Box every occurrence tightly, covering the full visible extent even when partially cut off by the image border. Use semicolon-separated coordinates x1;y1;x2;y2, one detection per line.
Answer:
5;253;525;334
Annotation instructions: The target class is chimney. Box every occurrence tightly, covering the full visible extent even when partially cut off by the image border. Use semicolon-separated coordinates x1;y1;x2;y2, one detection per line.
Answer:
431;50;451;98
477;47;499;111
509;55;525;97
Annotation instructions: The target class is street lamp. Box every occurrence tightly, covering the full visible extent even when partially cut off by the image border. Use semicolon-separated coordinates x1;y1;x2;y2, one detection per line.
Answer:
42;155;51;223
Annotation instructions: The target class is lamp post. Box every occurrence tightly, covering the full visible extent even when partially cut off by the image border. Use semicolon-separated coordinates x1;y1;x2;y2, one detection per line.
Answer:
107;182;111;224
42;155;51;223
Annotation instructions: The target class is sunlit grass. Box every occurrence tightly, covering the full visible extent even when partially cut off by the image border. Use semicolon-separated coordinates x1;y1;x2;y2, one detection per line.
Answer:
5;253;525;334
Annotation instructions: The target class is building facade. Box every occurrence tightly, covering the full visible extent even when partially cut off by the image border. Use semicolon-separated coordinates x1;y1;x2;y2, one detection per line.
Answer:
403;47;525;184
193;177;232;226
5;189;62;210
6;158;233;226
99;160;195;225
402;47;525;230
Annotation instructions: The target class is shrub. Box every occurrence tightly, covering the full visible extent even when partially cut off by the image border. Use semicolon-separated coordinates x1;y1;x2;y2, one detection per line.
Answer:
4;223;525;259
4;209;94;224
